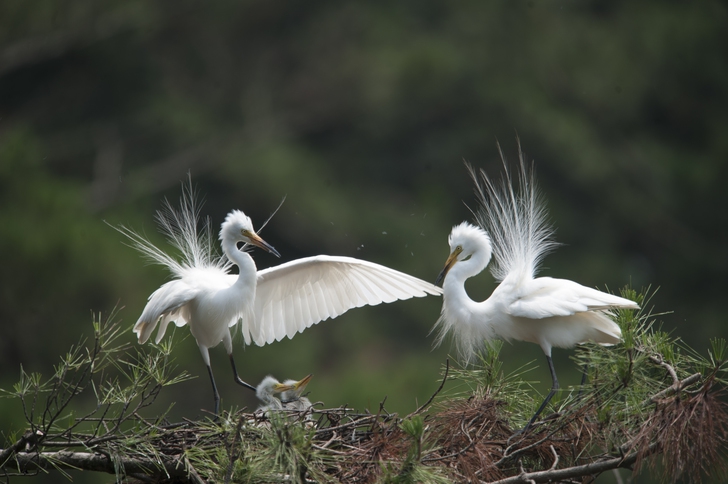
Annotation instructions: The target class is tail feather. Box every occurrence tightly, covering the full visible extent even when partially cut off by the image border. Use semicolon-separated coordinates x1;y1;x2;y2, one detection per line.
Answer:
585;311;622;345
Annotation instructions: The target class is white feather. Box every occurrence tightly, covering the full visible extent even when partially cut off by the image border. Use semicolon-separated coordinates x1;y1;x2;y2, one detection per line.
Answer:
434;140;639;364
114;178;442;415
251;256;442;346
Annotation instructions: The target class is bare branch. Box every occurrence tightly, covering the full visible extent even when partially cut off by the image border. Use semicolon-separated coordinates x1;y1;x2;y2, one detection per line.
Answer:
649;355;680;387
489;443;659;484
407;359;450;418
642;373;701;406
548;445;559;471
0;431;43;467
3;450;189;481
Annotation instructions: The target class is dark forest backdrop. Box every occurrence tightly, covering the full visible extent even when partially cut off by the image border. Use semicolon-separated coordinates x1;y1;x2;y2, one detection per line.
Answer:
1;0;726;457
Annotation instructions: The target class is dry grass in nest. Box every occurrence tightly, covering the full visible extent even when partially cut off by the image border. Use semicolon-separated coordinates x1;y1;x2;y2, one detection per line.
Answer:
631;380;728;483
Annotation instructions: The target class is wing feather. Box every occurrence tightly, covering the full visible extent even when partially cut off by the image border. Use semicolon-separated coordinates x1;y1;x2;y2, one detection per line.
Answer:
312;280;329;321
345;268;377;305
329;270;349;316
253;255;442;345
507;277;639;320
361;273;397;303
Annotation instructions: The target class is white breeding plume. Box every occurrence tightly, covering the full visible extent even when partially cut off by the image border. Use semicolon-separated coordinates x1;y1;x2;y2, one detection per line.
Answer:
114;181;442;415
433;141;638;430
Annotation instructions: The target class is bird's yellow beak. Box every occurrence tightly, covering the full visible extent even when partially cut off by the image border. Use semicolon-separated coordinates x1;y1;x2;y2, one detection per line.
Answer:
244;230;281;258
272;374;313;394
293;374;313;394
273;382;295;392
436;247;462;286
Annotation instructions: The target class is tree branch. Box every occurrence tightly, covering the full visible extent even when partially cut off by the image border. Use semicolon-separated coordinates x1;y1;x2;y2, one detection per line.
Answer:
3;450;190;481
0;430;43;467
488;443;659;484
407;359;449;418
642;372;701;406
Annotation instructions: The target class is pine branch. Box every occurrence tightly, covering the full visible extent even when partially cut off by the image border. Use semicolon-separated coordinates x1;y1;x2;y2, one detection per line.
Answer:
2;289;727;483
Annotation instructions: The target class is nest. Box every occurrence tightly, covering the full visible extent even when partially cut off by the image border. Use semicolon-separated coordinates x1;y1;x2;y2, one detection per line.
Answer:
95;392;617;483
3;372;727;484
3;309;728;483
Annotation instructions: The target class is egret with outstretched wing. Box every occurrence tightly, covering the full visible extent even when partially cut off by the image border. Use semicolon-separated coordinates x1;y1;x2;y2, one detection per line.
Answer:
115;182;441;415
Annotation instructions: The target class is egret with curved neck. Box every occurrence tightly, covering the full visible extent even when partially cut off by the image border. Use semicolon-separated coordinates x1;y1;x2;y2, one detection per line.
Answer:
434;143;638;431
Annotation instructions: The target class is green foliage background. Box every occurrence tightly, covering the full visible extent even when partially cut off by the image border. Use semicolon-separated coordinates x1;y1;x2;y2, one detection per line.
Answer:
1;0;726;457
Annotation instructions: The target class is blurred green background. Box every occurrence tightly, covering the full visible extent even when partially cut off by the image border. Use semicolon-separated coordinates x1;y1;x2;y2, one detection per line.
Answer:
1;0;726;467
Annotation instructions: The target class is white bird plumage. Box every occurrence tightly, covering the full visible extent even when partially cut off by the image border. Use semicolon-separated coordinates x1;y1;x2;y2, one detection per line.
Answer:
255;374;314;413
114;181;442;415
279;375;314;411
433;141;639;429
250;255;442;346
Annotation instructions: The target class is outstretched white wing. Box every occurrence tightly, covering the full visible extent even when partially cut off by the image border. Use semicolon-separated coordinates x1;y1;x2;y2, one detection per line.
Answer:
506;277;639;320
251;255;442;346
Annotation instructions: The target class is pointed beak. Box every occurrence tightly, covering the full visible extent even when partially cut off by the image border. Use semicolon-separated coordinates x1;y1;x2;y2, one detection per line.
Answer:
273;382;295;392
246;231;281;258
435;248;461;286
292;374;313;396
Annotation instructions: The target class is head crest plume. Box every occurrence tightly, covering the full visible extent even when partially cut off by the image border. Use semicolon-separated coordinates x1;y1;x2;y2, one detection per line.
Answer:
448;222;490;248
220;210;253;239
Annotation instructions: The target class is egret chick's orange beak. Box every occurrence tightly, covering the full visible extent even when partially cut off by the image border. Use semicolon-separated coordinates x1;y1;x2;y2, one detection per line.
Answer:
244;230;281;258
435;247;463;286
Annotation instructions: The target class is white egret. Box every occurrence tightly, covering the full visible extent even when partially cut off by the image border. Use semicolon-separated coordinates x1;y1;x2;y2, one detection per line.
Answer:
115;188;281;415
115;182;441;415
433;142;639;430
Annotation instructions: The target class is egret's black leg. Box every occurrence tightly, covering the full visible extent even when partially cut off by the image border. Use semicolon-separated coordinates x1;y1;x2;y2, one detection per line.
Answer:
576;362;589;400
524;355;560;432
229;354;257;391
207;364;221;416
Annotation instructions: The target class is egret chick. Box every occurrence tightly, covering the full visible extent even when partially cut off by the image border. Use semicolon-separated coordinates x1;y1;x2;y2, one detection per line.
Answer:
256;374;313;413
255;375;296;412
434;142;638;430
116;181;442;415
280;374;314;411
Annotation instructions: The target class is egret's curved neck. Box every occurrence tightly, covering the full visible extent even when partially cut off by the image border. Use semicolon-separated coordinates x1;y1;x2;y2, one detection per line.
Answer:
222;238;257;285
443;246;491;303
